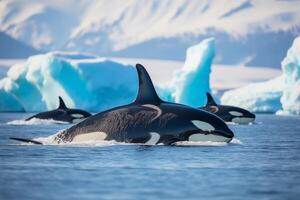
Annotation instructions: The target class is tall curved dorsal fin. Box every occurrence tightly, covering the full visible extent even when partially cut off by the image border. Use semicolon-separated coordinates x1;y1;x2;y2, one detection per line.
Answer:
206;92;217;106
58;96;67;109
134;64;162;104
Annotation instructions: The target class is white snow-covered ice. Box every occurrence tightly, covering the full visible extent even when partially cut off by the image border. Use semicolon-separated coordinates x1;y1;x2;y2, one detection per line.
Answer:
278;37;300;115
221;36;300;115
158;38;214;106
0;38;214;112
0;52;138;112
221;76;284;113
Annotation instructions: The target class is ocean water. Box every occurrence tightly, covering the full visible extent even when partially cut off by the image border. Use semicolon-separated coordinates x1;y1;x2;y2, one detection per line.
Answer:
0;113;300;200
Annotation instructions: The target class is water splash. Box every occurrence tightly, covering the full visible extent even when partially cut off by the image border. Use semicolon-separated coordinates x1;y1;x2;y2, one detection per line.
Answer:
7;118;69;125
230;138;243;145
173;141;228;147
15;130;243;147
227;121;259;126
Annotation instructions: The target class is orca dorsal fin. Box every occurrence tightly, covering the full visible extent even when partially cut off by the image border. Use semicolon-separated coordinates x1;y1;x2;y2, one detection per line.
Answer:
58;96;67;109
134;64;162;104
206;92;217;106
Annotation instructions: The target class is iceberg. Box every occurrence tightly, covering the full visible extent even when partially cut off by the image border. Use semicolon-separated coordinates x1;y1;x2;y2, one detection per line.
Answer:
159;38;214;107
221;76;283;113
0;85;25;112
221;36;300;114
279;37;300;115
0;39;215;112
0;52;138;112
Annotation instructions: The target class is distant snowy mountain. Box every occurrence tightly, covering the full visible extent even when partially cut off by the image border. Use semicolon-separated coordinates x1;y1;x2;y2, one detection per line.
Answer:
0;32;39;58
1;0;300;67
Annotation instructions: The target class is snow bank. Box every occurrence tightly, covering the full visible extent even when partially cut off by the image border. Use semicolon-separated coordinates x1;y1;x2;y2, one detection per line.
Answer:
0;39;214;112
221;36;300;114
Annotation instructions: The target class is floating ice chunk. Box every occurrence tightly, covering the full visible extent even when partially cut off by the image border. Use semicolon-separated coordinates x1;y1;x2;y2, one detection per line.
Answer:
0;52;138;112
221;76;283;113
279;37;300;115
222;36;300;115
0;38;215;112
159;38;214;107
0;77;25;112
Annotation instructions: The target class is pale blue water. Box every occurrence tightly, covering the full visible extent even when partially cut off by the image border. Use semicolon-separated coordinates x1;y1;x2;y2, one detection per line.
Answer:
0;113;300;200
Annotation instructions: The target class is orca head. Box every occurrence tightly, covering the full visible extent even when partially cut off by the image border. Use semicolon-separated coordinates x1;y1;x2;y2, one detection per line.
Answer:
226;106;256;124
179;107;234;143
134;64;234;143
210;103;256;124
203;93;255;124
69;110;92;123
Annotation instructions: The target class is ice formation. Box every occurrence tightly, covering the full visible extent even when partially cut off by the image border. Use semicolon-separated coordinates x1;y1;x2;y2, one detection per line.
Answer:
0;52;138;112
221;36;300;114
0;39;214;112
221;76;283;113
279;37;300;115
159;38;214;107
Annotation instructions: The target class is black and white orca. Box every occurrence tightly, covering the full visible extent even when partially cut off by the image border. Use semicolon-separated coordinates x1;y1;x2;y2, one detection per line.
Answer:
200;93;255;124
12;64;234;145
25;97;92;124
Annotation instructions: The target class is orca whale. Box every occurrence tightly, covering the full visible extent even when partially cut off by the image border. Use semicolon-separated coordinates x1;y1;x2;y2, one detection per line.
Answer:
200;93;256;124
12;64;234;145
25;97;92;123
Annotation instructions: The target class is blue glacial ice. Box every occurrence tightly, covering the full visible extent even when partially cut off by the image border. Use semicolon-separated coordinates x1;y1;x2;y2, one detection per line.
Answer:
220;76;283;113
279;36;300;115
0;39;214;112
158;38;214;107
0;52;138;112
221;36;300;114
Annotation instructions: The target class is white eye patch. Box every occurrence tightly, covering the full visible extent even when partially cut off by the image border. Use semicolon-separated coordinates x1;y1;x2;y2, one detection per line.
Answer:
191;120;215;132
229;111;243;117
71;114;84;118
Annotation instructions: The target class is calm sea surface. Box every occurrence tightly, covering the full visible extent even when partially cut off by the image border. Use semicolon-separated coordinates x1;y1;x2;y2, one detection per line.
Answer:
0;113;300;200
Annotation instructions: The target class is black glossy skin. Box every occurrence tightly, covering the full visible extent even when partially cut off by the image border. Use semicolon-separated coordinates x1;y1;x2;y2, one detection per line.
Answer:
201;105;255;122
53;65;234;145
199;93;255;123
26;97;91;123
26;109;91;123
54;102;233;144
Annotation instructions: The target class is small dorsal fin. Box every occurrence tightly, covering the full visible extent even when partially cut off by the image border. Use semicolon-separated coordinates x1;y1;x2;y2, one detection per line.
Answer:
10;137;43;145
58;96;67;109
134;64;162;104
206;92;217;106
